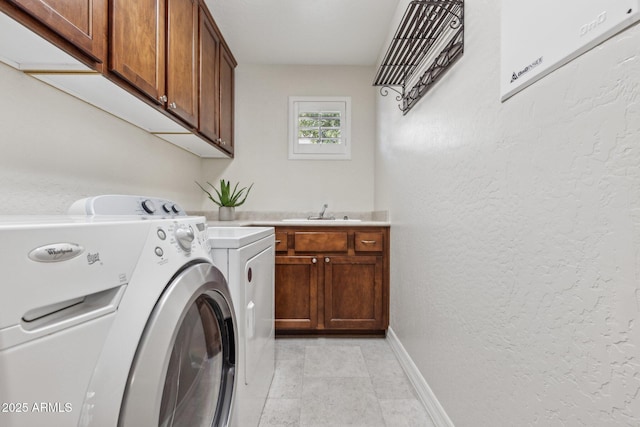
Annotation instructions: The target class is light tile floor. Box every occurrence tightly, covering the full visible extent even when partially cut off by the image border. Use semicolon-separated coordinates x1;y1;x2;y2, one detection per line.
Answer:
258;337;436;427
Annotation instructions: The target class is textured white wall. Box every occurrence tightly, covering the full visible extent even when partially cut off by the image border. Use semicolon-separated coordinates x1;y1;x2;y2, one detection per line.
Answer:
0;62;203;214
200;64;376;213
376;0;640;425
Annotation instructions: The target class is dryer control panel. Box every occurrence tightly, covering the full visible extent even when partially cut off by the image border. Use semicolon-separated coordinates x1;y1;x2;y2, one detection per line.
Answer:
68;195;187;217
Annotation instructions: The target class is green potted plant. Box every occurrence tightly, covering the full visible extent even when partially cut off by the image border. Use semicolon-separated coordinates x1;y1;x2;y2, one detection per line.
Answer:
196;179;253;221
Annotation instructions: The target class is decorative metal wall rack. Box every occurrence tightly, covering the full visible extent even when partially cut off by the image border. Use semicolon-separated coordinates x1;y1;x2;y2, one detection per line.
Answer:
373;0;464;115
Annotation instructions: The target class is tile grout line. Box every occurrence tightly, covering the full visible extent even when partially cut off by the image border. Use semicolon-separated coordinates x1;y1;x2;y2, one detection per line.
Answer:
361;343;391;427
299;344;307;427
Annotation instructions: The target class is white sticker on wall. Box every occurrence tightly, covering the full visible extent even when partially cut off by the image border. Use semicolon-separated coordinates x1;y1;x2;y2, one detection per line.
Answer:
500;0;640;101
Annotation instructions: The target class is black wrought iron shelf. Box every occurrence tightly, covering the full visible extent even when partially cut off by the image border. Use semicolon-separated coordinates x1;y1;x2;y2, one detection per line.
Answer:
374;0;464;115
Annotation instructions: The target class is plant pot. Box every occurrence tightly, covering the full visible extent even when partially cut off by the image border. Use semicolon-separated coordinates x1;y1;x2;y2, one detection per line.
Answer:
218;206;235;221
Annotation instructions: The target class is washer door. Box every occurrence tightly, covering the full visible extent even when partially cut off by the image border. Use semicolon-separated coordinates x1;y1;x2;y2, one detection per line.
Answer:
119;263;237;427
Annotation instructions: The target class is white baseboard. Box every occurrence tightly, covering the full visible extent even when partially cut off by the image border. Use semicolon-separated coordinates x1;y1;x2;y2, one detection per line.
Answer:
386;327;455;427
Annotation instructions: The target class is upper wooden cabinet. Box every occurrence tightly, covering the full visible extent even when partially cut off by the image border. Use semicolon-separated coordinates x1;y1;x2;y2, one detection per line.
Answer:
111;0;232;144
0;0;235;157
5;0;107;63
110;0;166;104
199;4;235;156
198;5;220;145
166;0;198;127
218;45;235;154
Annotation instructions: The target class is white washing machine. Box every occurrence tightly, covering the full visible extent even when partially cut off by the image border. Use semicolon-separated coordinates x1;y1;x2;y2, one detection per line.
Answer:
208;227;275;427
0;199;238;427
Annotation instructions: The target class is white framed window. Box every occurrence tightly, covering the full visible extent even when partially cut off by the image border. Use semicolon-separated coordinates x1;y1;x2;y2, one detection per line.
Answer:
288;96;351;160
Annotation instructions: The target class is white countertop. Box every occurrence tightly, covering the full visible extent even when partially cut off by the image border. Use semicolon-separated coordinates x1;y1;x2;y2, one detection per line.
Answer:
200;210;390;227
206;219;389;227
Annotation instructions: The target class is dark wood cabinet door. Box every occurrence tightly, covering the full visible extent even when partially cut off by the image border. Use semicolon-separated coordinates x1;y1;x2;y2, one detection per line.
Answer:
166;0;198;126
324;256;384;330
218;45;235;155
7;0;107;62
198;4;220;143
275;256;318;330
110;0;166;103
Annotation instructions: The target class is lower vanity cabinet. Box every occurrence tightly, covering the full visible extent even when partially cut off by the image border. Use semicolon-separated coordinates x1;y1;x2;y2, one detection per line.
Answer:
275;256;319;330
274;226;389;335
324;255;384;330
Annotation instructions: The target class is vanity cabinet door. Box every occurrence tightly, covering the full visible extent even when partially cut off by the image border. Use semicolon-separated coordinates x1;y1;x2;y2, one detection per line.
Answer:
294;231;348;252
324;255;384;330
275;256;319;330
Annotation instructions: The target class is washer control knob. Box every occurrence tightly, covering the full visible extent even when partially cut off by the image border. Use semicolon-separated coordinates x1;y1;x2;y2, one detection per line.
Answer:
171;204;182;214
162;203;172;213
141;199;156;214
175;225;195;252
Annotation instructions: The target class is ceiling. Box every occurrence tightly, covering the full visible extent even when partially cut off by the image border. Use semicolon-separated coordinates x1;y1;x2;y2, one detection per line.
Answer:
205;0;401;65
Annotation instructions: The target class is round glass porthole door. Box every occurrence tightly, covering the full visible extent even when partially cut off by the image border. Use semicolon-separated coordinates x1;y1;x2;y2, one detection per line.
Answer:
160;295;225;426
119;263;237;427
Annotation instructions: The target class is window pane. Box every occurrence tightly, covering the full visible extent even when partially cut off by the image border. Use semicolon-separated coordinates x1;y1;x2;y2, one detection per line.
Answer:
321;129;341;138
319;119;340;127
299;129;318;138
299;118;318;127
297;110;342;146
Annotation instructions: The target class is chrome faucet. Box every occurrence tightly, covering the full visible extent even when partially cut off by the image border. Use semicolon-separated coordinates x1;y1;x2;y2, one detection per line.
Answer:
318;203;328;218
308;204;334;220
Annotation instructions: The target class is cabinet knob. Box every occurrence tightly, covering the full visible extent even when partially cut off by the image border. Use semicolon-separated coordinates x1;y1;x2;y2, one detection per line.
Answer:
169;102;177;109
159;95;168;103
312;257;317;264
325;257;330;263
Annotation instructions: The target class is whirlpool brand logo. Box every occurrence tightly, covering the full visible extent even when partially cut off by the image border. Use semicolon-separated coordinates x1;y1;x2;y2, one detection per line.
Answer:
510;56;543;83
28;243;85;263
46;247;74;257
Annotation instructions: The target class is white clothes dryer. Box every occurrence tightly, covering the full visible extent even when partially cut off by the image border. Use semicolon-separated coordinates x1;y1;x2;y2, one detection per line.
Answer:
208;227;276;427
0;211;237;426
